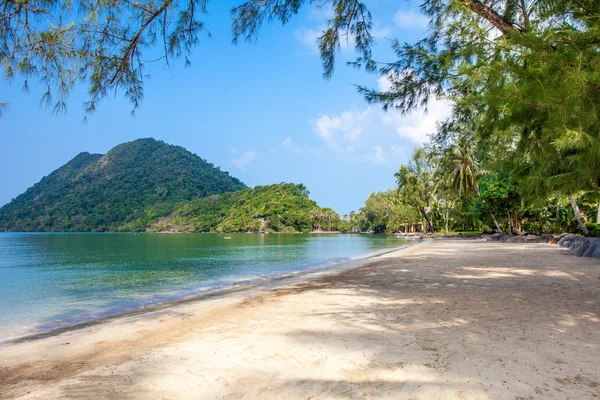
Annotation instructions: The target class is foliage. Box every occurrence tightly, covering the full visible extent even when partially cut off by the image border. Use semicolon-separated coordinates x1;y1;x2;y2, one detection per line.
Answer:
443;140;479;199
0;138;246;232
352;143;588;235
0;141;340;233
585;223;600;238
477;173;520;215
394;148;438;232
147;183;342;233
354;190;419;233
1;0;214;114
231;0;600;236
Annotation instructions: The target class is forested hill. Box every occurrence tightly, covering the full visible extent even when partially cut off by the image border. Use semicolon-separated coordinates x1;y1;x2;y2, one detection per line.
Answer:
145;183;343;233
0;138;246;231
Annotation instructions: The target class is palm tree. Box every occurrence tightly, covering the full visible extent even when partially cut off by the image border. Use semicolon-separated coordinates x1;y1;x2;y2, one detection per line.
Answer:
309;208;329;232
446;139;479;199
395;148;436;233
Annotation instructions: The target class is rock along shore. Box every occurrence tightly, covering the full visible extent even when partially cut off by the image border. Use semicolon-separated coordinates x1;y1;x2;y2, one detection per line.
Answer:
487;232;600;258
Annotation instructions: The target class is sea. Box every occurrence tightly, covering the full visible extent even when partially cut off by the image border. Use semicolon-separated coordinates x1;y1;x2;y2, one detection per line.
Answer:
0;232;408;343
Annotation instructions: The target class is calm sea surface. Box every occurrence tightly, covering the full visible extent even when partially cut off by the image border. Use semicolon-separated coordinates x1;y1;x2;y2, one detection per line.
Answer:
0;233;407;342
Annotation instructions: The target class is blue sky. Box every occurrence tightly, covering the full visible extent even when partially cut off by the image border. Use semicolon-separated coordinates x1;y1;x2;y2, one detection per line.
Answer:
0;1;450;215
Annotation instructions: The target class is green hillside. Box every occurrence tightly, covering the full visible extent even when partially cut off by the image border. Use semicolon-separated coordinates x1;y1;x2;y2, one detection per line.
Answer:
0;138;246;231
145;183;343;233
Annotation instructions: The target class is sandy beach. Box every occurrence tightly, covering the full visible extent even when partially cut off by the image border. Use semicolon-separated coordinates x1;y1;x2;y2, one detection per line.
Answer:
1;239;599;399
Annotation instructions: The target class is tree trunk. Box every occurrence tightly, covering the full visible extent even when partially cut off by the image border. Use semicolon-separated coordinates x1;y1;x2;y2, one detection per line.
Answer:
507;212;512;235
597;201;600;224
491;213;503;233
421;209;434;233
460;0;519;34
570;196;590;235
445;207;449;233
513;214;523;235
519;0;530;30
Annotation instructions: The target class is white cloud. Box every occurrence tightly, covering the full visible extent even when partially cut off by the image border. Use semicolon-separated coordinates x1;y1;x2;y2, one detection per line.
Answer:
375;72;453;144
378;73;395;92
232;151;257;170
295;28;322;54
372;26;391;39
280;136;321;156
372;146;386;165
295;27;358;54
347;145;394;166
297;24;386;54
313;109;367;150
380;98;453;144
390;144;409;158
311;98;452;165
296;20;391;56
393;9;429;30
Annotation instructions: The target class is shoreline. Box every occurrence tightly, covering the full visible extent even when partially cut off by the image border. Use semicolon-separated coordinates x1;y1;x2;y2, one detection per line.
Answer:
2;239;598;400
0;240;420;347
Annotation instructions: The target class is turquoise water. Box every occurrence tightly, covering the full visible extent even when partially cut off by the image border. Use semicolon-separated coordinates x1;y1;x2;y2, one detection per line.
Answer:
0;233;406;342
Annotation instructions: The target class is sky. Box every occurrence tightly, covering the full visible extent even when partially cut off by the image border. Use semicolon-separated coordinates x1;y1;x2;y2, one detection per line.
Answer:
0;0;451;215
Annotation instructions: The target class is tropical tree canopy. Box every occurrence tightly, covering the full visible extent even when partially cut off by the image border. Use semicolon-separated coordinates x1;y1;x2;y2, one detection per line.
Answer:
1;0;211;115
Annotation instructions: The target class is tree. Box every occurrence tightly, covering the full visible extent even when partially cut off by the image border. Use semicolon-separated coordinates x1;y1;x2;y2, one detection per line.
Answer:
394;148;437;233
233;0;599;228
442;139;479;200
1;0;210;114
355;190;419;233
360;192;394;233
476;172;521;234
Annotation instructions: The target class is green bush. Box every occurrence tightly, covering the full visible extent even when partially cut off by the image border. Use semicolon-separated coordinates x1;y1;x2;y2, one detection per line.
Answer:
522;222;542;235
585;222;600;237
481;224;494;234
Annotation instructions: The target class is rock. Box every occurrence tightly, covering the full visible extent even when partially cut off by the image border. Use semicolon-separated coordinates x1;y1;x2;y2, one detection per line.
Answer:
583;241;599;258
559;234;580;248
557;235;600;258
488;232;600;258
571;240;589;257
507;236;524;243
486;233;504;242
554;233;568;243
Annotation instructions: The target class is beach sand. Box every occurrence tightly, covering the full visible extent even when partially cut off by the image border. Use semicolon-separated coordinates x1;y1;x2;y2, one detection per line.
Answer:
1;239;599;399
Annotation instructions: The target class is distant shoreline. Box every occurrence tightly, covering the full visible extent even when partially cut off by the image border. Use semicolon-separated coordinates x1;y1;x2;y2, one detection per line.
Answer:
0;230;385;235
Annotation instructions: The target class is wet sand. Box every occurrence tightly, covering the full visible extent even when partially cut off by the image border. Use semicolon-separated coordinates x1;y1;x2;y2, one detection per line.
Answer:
1;239;599;399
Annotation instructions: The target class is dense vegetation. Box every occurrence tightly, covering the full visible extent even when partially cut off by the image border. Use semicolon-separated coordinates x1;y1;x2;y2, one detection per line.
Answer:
352;147;598;235
0;140;344;233
146;183;344;233
0;138;246;231
231;0;600;237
